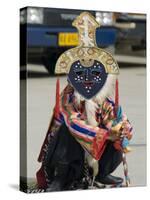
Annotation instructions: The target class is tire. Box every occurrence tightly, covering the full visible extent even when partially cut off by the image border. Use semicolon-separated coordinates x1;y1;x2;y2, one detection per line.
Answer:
42;53;56;75
42;47;68;75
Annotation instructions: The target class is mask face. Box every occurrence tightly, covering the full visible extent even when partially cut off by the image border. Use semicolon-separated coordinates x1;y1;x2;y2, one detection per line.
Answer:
68;59;108;99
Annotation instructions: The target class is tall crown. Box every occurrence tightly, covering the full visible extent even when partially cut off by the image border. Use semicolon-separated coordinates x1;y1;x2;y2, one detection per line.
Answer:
55;12;119;75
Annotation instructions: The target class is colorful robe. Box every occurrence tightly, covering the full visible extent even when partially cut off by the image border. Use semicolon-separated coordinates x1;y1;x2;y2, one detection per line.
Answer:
38;84;133;163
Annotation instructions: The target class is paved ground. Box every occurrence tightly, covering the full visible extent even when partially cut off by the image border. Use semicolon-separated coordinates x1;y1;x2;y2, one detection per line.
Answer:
21;64;146;187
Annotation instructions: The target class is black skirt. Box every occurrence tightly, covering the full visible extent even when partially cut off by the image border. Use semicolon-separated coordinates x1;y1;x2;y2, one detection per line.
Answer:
43;123;122;188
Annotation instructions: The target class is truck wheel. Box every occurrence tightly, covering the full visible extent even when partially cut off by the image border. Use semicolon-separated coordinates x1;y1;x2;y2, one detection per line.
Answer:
42;47;69;75
42;54;56;75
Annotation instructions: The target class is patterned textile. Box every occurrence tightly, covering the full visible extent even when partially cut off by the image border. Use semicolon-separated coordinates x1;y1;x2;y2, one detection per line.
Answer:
38;84;133;162
58;85;133;160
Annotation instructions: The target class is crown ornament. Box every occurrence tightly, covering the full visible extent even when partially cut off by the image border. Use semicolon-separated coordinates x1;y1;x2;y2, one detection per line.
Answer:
55;12;119;75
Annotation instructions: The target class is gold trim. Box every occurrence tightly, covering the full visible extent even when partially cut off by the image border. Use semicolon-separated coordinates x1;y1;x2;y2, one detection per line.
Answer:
55;12;119;75
55;47;119;74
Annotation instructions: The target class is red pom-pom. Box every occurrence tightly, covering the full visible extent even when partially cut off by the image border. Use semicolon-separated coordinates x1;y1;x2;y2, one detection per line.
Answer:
113;140;122;151
54;78;60;119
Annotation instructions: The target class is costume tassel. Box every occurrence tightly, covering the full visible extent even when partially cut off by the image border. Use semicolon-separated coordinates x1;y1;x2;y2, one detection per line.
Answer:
115;78;119;107
115;78;119;116
115;78;131;187
54;78;60;119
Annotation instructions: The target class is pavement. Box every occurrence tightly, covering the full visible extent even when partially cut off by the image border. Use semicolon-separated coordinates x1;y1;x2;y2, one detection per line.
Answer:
21;64;146;187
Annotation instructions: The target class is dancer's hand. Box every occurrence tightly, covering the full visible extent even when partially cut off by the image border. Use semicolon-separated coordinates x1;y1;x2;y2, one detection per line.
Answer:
108;132;120;141
108;122;123;141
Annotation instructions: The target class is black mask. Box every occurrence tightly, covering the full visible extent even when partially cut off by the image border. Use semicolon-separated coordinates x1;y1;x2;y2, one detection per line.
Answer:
68;60;108;99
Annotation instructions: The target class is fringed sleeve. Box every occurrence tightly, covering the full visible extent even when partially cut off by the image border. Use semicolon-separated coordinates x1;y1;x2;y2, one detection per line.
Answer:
60;85;109;160
101;98;133;140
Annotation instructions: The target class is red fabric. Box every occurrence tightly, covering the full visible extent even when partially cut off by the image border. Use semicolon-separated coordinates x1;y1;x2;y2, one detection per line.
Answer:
115;79;119;107
36;166;47;189
115;79;119;117
113;140;122;151
92;131;108;160
38;79;60;162
54;78;60;119
38;116;54;162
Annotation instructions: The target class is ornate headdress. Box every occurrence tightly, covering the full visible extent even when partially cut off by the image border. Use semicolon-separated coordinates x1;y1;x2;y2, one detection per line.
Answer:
55;12;119;100
55;12;119;75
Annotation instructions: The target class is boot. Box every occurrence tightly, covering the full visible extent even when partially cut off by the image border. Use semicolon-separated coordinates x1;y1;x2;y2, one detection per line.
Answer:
96;174;123;185
46;162;69;192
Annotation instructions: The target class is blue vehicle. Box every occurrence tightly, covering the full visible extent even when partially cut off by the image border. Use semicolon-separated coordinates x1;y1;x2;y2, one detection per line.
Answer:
20;7;117;74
